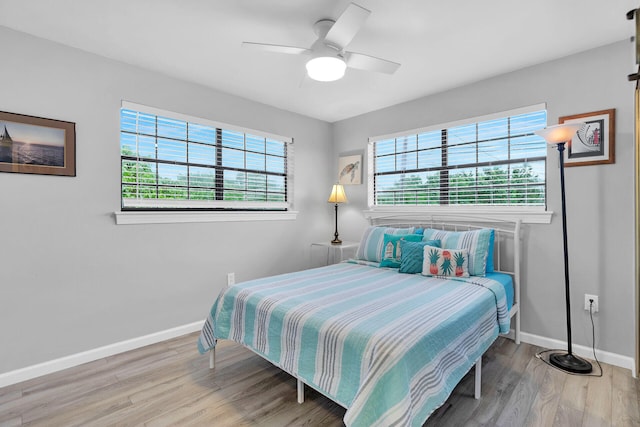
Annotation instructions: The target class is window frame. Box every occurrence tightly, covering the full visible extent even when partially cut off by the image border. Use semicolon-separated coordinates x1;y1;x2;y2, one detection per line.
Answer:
115;101;297;224
365;104;552;224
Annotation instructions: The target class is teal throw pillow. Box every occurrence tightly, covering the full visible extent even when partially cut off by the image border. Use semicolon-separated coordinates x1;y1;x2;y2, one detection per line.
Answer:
398;239;441;274
379;233;423;268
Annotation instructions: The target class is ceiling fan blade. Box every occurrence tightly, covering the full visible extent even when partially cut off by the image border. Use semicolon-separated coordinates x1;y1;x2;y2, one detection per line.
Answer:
345;52;400;74
324;3;370;49
242;42;310;55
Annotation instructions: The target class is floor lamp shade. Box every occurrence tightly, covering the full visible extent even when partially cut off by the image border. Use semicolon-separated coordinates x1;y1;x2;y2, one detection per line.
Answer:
536;123;582;145
535;123;593;374
328;184;347;244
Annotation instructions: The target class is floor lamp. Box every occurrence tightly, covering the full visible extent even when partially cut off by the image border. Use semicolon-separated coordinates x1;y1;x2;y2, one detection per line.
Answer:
536;123;593;374
328;184;347;244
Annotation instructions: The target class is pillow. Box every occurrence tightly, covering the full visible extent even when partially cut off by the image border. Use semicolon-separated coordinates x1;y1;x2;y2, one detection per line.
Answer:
486;229;496;273
422;246;470;278
398;239;441;274
422;228;493;276
379;234;423;268
355;226;415;262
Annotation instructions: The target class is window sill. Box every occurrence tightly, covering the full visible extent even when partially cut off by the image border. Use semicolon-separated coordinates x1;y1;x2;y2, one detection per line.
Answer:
114;210;298;225
363;206;552;224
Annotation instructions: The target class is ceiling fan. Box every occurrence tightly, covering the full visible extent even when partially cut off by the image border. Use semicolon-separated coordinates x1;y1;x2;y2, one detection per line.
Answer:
242;2;401;82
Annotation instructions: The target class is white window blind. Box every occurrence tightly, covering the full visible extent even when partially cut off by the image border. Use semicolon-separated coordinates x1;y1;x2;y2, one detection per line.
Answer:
369;105;547;207
120;102;293;211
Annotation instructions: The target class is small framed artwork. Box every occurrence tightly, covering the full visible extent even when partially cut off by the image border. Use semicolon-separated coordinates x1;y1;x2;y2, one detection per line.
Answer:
338;154;362;185
0;111;76;176
559;109;615;167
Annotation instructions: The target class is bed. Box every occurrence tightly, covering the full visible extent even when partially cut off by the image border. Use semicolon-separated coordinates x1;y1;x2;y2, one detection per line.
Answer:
198;217;521;426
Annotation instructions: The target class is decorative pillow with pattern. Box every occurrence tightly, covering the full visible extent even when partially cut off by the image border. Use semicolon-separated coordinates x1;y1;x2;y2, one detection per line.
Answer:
422;246;470;278
398;239;442;274
355;226;415;262
379;234;423;268
422;228;492;276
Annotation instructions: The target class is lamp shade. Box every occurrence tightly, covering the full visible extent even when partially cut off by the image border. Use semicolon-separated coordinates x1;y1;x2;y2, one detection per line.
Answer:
328;184;348;204
535;123;582;145
306;56;347;82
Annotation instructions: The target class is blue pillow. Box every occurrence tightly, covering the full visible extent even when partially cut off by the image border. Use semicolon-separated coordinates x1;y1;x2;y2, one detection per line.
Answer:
379;234;423;268
355;226;415;262
398;239;441;274
422;228;493;276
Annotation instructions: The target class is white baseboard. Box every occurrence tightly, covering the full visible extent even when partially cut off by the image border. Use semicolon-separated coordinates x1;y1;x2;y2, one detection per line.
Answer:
0;320;204;388
510;330;635;374
1;322;635;389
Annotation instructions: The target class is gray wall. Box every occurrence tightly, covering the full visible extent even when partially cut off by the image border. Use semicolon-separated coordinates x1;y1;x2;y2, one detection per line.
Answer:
1;24;634;375
333;40;635;358
0;27;334;373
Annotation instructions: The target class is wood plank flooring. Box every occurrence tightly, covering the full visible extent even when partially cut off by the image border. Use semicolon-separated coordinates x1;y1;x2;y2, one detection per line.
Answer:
1;333;638;426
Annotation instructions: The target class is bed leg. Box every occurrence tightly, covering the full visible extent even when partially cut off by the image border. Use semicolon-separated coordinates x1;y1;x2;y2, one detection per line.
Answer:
297;378;304;403
209;348;215;369
474;358;482;399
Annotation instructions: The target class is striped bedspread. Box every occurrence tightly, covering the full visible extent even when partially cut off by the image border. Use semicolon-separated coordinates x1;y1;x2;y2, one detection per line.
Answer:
198;263;510;427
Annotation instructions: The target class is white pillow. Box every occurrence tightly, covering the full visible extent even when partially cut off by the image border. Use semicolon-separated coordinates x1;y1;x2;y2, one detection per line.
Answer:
422;246;470;278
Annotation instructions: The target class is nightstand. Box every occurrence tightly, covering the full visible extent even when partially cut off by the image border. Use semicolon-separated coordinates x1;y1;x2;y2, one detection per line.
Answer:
310;241;359;266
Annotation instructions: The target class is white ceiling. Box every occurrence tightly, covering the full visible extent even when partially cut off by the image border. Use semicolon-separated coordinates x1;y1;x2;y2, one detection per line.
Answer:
0;0;636;122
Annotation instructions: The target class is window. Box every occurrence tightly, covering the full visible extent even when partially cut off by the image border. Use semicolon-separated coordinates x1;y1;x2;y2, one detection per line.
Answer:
369;105;547;209
120;102;293;212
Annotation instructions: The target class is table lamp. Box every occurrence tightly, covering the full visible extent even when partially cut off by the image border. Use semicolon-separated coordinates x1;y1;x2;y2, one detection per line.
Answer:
328;184;348;244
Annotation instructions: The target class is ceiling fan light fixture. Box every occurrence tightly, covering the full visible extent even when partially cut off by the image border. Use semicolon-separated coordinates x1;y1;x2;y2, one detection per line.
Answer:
306;56;347;82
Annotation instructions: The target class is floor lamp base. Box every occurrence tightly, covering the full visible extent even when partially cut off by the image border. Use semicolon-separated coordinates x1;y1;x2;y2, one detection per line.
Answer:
549;352;593;374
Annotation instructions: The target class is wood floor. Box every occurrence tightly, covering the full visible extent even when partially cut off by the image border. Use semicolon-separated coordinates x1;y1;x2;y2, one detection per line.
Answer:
1;333;638;426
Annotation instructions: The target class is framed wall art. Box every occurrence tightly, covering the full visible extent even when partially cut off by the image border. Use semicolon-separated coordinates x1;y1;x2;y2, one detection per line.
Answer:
559;109;615;167
0;111;76;176
338;154;362;185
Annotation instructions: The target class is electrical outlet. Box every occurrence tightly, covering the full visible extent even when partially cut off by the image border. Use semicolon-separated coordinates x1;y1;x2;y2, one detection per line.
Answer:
227;272;235;286
584;294;599;313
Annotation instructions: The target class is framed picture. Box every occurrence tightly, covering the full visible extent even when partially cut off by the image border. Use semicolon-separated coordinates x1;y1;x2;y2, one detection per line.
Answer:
559;109;615;167
0;111;76;176
338;154;362;185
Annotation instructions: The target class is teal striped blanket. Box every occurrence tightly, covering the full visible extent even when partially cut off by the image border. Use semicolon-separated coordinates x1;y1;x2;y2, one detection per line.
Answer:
198;263;510;426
